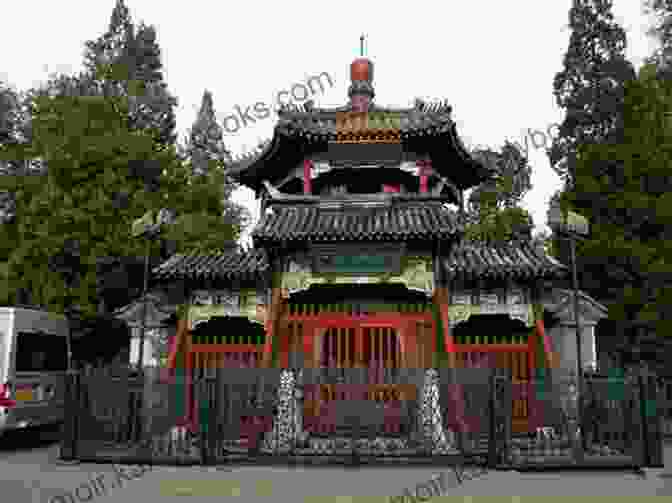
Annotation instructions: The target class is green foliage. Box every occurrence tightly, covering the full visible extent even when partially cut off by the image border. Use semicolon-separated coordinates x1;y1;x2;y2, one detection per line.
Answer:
464;206;534;244
0;83;246;317
82;0;177;147
465;142;534;243
0;91;162;317
548;0;636;188
0;1;246;318
0;82;21;145
183;90;231;178
563;65;672;338
171;89;250;254
644;0;672;79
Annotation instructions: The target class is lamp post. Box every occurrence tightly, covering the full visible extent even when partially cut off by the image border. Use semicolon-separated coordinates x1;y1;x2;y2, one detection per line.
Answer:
48;238;82;373
132;208;176;373
547;200;589;461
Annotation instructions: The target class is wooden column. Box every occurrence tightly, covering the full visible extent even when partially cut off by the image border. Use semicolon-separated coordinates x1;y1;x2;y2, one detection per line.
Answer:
303;320;314;369
417;159;430;194
303;159;313;195
433;286;456;368
355;325;364;368
261;285;284;368
399;321;408;368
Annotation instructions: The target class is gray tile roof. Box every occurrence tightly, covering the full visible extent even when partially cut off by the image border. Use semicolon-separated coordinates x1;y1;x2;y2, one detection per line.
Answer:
152;248;269;281
252;202;463;243
441;240;568;280
274;106;455;142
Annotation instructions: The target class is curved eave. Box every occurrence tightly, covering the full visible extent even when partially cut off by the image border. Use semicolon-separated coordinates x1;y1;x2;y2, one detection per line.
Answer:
250;202;464;245
228;101;490;193
441;240;569;282
226;135;286;191
440;121;492;190
152;249;270;282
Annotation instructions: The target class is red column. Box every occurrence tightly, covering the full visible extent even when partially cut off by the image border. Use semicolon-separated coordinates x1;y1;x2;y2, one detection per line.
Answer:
417;159;431;194
303;321;314;368
303;159;312;195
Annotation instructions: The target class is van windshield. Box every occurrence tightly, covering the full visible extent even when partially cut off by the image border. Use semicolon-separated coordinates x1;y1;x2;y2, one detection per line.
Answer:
16;332;67;372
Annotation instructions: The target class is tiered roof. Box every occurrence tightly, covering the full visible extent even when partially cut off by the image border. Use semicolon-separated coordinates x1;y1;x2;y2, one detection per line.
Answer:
252;200;462;244
227;100;491;194
153;248;269;282
440;240;567;281
153;241;567;282
151;50;568;287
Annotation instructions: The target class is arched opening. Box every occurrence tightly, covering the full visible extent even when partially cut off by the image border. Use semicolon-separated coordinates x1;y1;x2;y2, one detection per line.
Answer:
451;314;533;434
190;316;266;373
452;314;529;346
191;316;266;346
287;284;428;436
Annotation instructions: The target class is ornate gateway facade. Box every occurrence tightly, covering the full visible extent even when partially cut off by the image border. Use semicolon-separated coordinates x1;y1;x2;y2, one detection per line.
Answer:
148;52;606;447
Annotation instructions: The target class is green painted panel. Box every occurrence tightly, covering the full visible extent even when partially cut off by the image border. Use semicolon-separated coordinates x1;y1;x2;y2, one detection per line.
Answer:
332;254;389;273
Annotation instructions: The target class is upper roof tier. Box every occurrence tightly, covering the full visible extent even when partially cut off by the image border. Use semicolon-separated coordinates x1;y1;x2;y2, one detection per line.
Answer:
227;53;492;194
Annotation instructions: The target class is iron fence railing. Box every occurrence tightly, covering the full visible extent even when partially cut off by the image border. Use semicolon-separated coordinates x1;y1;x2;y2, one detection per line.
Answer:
59;364;664;468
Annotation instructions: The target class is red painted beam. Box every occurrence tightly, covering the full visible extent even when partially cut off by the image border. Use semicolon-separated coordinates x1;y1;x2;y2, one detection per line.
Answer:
303;159;313;195
285;313;433;324
190;344;262;353
454;344;529;353
417;159;431;194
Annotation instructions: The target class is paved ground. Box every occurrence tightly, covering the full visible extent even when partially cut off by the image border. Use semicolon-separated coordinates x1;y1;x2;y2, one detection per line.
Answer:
2;427;672;502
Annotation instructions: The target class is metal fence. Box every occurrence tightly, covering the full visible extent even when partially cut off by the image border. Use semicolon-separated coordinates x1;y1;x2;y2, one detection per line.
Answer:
59;364;663;468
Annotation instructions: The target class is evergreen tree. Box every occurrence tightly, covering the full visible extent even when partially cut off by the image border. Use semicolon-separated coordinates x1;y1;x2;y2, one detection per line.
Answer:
563;63;672;362
644;0;672;80
0;78;245;316
465;142;534;243
0;81;23;223
183;90;231;177
548;0;635;188
0;81;21;147
167;89;250;255
0;89;161;315
83;0;178;147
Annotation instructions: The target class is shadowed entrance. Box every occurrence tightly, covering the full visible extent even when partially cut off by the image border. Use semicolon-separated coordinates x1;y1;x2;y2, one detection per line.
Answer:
284;284;428;437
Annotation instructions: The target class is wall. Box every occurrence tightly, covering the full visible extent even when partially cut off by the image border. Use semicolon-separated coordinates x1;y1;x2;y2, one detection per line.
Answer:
129;327;159;367
549;323;597;375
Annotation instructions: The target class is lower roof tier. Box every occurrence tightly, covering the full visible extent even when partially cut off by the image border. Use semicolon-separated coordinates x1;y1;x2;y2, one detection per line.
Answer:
252;201;462;243
153;240;567;283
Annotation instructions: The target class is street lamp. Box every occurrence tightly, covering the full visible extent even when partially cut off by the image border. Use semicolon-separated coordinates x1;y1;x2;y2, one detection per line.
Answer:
131;207;176;373
547;200;589;461
48;238;82;373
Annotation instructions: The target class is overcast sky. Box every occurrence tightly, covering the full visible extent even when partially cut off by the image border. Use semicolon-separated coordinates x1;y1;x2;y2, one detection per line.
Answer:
1;1;658;247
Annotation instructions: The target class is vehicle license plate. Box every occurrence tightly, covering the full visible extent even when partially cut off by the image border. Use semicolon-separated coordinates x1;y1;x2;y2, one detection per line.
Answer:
15;389;33;402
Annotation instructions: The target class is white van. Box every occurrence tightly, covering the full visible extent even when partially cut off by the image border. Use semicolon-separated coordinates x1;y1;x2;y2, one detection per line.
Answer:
0;307;69;437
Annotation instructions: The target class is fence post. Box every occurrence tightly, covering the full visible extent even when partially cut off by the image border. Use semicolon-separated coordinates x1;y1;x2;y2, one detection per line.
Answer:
488;366;497;468
630;370;646;468
198;376;212;466
60;369;80;462
639;369;663;468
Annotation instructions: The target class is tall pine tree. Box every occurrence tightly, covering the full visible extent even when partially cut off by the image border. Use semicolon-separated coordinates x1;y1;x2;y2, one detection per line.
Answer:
547;0;638;365
644;0;672;80
168;89;250;254
0;81;23;222
564;63;672;368
465;141;534;243
548;0;635;188
183;90;231;177
83;0;178;147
